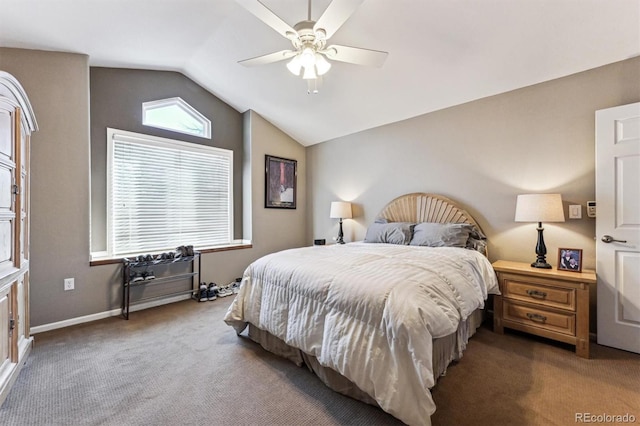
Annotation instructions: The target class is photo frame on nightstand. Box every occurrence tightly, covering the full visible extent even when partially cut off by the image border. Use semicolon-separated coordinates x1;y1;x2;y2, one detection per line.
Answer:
558;248;582;272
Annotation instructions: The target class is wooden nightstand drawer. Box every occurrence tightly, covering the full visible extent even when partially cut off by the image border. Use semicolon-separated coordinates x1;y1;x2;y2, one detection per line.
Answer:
501;274;576;311
503;300;576;336
492;260;596;358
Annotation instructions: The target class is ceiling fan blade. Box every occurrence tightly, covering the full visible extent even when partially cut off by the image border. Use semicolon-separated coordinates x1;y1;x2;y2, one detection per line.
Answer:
323;45;388;67
236;0;297;39
239;50;297;67
314;0;365;39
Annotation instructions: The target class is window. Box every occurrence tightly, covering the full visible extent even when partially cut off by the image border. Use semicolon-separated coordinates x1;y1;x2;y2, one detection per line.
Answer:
107;128;232;257
142;97;211;139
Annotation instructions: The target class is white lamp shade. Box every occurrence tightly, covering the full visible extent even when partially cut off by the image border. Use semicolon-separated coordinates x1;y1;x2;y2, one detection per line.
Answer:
286;56;302;76
330;201;352;219
302;64;317;80
300;48;315;67
515;194;565;223
315;53;331;76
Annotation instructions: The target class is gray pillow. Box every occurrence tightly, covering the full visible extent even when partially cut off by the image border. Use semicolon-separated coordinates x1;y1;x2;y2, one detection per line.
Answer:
466;226;488;255
409;222;473;248
364;222;414;245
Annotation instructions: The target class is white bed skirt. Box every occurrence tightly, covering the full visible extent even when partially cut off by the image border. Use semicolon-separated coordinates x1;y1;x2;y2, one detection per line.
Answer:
245;309;485;412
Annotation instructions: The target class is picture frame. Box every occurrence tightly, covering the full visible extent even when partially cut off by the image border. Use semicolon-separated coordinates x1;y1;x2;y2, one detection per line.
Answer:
265;155;297;209
558;248;583;272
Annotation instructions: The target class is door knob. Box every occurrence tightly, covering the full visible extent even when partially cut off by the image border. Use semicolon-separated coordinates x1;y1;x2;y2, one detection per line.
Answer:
601;235;627;243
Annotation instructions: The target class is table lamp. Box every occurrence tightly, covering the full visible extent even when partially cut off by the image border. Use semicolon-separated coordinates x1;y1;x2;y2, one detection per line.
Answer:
330;201;352;244
515;193;565;269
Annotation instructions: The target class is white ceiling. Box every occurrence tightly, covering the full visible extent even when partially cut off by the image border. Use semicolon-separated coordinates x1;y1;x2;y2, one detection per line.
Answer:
1;0;638;146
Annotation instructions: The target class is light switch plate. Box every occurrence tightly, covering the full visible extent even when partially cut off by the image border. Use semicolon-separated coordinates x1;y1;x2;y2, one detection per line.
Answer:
569;205;582;219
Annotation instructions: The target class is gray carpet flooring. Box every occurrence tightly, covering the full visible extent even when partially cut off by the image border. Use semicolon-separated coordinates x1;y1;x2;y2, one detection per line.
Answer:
1;297;638;426
0;298;400;426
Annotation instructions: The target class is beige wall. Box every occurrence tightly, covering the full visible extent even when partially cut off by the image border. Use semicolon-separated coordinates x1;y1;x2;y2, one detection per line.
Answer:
0;48;92;326
0;48;307;327
307;56;640;331
199;110;308;287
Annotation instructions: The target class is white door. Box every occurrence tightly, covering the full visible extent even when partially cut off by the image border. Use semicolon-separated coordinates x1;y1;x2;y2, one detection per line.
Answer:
596;102;640;354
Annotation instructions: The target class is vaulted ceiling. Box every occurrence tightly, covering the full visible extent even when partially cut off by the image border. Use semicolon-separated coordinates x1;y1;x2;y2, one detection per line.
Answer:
1;0;638;146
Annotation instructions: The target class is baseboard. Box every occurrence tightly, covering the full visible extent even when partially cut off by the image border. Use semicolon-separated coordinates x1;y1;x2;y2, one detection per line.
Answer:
31;294;192;334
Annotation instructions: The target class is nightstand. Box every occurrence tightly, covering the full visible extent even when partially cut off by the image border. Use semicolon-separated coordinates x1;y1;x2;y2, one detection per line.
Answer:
492;260;596;358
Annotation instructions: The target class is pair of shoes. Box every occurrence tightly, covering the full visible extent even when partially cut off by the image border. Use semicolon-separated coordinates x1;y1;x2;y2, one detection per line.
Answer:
155;252;179;262
230;279;242;294
217;284;234;297
155;252;168;261
129;270;155;283
136;254;153;263
198;283;208;302
175;245;195;259
207;283;219;301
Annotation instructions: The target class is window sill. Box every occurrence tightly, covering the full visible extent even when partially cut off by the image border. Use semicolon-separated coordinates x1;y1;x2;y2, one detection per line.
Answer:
89;241;253;267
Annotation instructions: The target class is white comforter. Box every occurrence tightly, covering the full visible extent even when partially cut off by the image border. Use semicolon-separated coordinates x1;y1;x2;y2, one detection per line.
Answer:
224;242;499;426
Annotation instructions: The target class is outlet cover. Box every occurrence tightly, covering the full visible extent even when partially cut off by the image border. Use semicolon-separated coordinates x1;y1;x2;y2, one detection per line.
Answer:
64;278;75;291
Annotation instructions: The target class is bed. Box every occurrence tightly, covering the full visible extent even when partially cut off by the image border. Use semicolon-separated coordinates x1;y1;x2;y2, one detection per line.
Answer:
224;193;500;425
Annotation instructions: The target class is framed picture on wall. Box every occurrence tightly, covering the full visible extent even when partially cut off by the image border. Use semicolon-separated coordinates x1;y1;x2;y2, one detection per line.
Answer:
558;248;582;272
265;155;297;209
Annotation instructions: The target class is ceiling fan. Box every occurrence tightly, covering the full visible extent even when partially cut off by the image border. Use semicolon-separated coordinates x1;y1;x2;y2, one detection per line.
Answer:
236;0;388;93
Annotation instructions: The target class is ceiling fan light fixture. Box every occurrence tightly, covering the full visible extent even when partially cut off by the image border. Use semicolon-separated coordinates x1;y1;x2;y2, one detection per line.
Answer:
315;53;331;76
302;64;317;80
286;55;302;76
300;47;316;68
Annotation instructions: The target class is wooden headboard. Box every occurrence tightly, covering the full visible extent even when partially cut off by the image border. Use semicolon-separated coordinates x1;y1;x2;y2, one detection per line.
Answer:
376;192;484;234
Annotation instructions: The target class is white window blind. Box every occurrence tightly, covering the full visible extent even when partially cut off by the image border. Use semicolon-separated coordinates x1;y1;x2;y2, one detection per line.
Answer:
107;128;232;257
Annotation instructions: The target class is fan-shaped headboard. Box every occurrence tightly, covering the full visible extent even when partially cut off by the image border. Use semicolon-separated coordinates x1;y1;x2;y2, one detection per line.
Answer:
376;193;484;234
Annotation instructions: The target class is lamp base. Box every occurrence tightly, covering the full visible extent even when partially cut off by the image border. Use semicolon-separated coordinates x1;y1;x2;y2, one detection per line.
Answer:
531;260;552;269
336;218;345;244
530;223;552;269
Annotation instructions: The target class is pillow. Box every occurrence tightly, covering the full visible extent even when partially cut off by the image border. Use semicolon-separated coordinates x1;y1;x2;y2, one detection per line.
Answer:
466;226;488;255
409;222;473;248
364;222;414;245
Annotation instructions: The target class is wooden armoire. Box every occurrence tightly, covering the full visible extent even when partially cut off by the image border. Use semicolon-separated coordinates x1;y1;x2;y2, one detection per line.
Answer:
0;71;37;405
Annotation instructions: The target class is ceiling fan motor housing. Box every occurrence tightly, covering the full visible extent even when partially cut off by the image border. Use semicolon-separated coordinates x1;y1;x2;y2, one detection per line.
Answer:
291;20;327;52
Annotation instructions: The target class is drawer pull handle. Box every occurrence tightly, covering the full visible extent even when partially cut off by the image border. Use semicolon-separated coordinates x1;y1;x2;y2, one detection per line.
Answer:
526;289;547;299
526;313;547;323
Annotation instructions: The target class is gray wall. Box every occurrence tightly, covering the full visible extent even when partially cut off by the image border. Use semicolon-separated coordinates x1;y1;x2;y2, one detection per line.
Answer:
307;56;640;331
0;48;307;327
90;67;244;251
